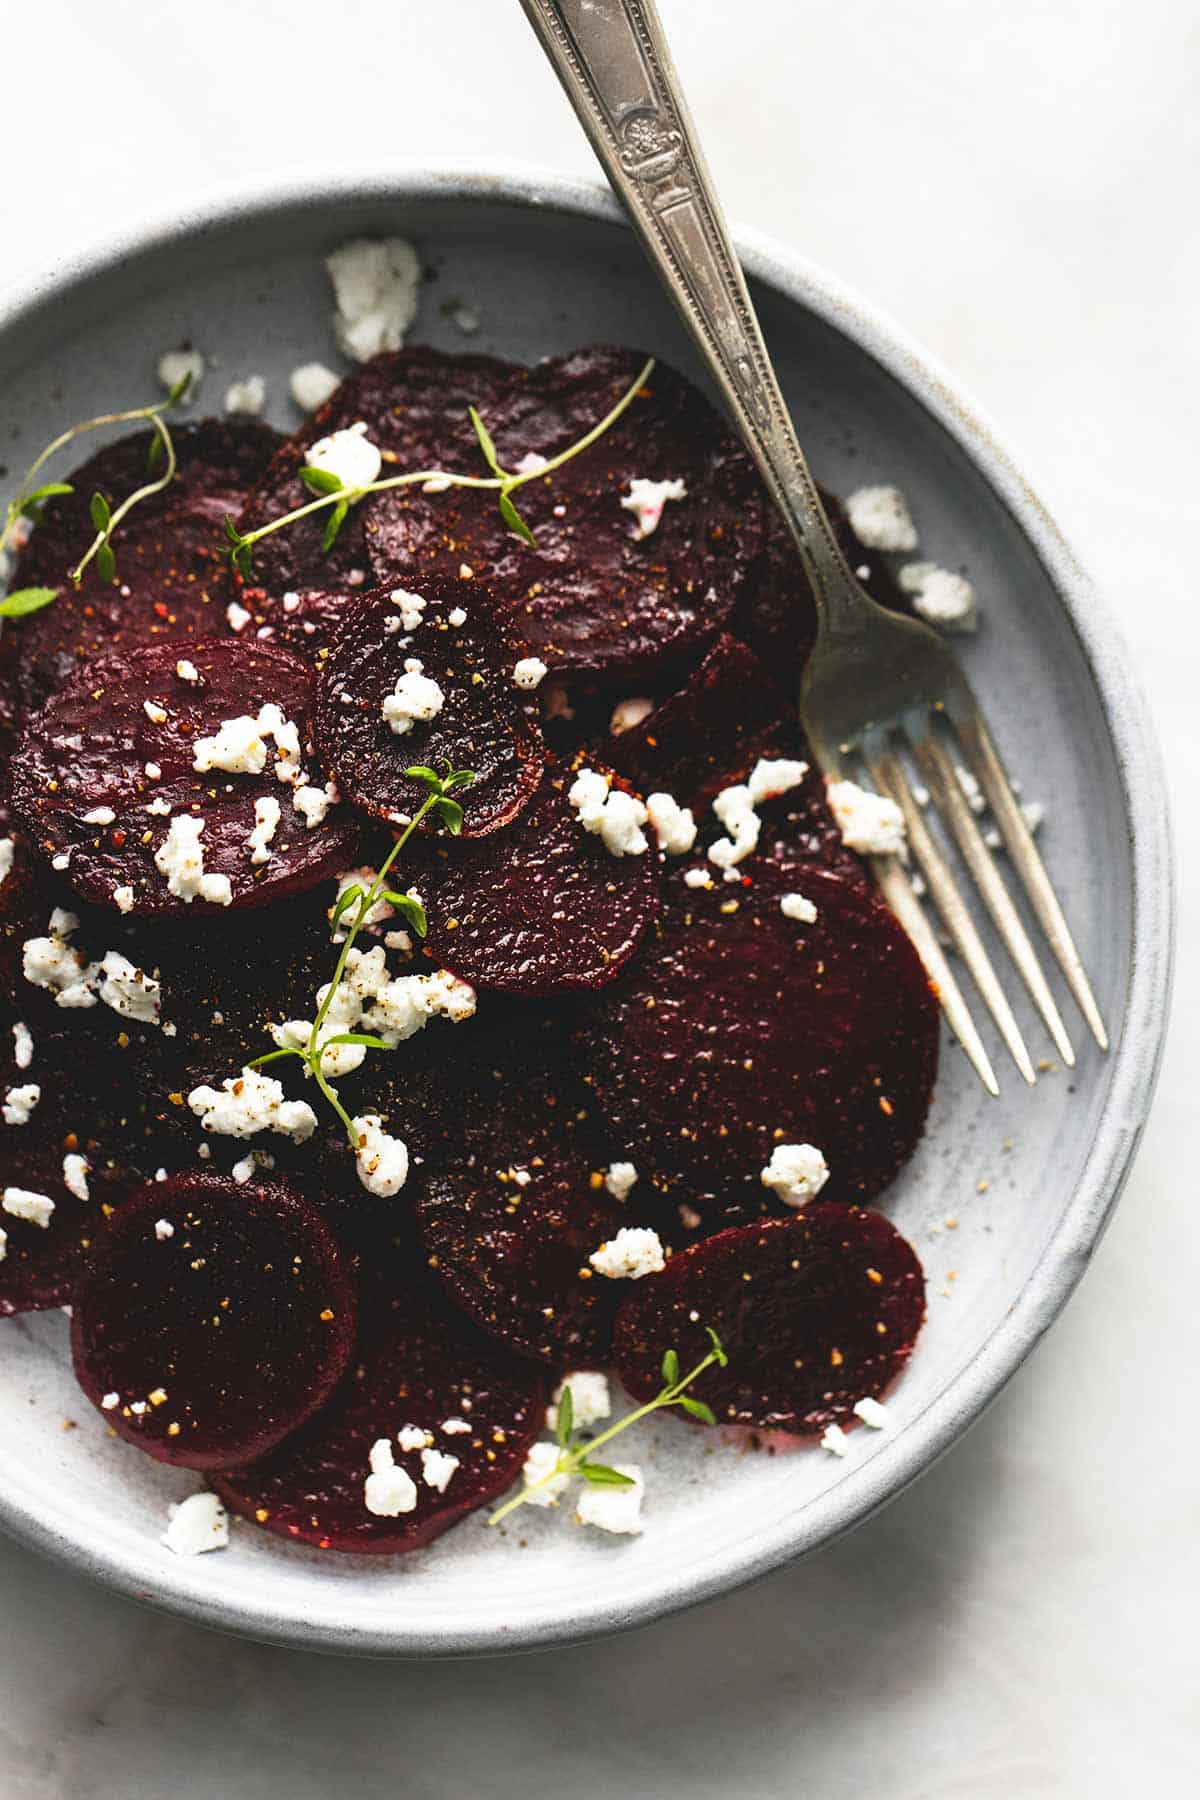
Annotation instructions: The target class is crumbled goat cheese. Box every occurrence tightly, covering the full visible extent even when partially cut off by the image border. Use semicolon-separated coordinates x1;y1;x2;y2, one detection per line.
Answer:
155;1218;175;1241
326;236;422;362
621;476;686;539
289;361;341;413
547;1372;611;1434
513;657;548;690
327;870;395;939
708;784;760;870
955;765;986;813
420;1447;460;1493
747;758;808;806
100;1392;119;1409
293;781;338;828
827;779;907;857
223;374;266;417
175;658;200;684
521;1440;571;1507
157;347;205;400
576;1463;645;1535
513;450;546;476
231;1155;255;1184
568;767;649;858
845;484;918;552
820;1424;850;1458
609;695;655;736
899;561;977;632
82;806;115;826
589;1226;665;1280
162;1492;229;1556
780;891;818;924
604;1161;639;1202
3;1186;55;1227
22;909;98;1008
153;815;233;906
389;588;427;631
441;1418;471;1435
113;885;135;914
352;1114;409;1197
11;1023;32;1069
226;601;251;633
145;798;172;817
853;1397;889;1429
306;419;383;492
145;761;162;780
364;1437;418;1516
396;1424;429;1453
187;1067;317;1142
646;792;697;856
381;660;445;735
194;709;269;775
683;867;713;889
760;1142;830;1209
447;606;468;628
453;304;482;335
62;1153;90;1201
98;952;162;1024
0;838;13;886
248;795;282;865
2;1083;39;1125
146;699;169;726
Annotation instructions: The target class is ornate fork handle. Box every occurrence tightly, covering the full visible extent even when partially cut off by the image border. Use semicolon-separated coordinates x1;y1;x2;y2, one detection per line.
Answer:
519;0;866;627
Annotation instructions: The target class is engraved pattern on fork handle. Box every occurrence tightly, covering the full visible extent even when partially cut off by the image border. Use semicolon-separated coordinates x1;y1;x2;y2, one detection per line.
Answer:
518;0;867;625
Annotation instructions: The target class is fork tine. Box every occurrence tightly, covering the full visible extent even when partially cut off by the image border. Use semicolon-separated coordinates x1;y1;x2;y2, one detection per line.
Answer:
869;749;1036;1086
955;711;1110;1050
911;730;1077;1067
869;846;1000;1098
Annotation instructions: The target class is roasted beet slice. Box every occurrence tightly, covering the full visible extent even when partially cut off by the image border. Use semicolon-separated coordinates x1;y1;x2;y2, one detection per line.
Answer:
585;861;938;1230
10;637;358;915
613;1207;925;1432
1;420;282;729
70;1172;356;1468
365;346;767;679
212;1245;545;1553
313;579;543;836
413;765;659;995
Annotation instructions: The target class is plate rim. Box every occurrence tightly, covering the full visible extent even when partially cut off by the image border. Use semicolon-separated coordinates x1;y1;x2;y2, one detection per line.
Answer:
0;159;1175;1657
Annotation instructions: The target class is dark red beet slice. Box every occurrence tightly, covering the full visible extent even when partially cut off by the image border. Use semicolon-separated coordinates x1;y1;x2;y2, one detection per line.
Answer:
10;637;358;915
313;578;543;837
585;861;938;1230
365;346;767;679
413;764;659;995
1;420;282;731
212;1244;545;1553
613;1207;925;1432
70;1172;356;1469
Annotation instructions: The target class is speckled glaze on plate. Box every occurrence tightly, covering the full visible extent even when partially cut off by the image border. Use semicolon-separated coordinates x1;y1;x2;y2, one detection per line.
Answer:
0;165;1173;1658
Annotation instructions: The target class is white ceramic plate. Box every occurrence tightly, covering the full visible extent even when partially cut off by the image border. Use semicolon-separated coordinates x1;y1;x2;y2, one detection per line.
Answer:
0;166;1172;1657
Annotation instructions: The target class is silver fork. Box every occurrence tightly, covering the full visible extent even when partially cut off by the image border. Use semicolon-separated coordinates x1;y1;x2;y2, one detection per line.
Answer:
521;0;1108;1095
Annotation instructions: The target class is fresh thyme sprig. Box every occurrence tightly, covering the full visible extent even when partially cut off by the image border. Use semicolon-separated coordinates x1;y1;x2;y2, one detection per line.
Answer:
488;1327;729;1527
224;354;656;579
248;761;475;1145
0;375;193;611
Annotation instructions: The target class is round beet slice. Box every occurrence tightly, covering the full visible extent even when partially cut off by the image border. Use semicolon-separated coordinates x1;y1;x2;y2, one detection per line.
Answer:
613;1207;925;1432
313;578;543;836
585;861;938;1229
413;765;659;995
10;636;358;915
212;1246;546;1553
70;1172;356;1469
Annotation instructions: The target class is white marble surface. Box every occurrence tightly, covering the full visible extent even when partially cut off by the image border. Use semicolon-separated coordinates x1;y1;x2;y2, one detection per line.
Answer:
0;1;1195;1793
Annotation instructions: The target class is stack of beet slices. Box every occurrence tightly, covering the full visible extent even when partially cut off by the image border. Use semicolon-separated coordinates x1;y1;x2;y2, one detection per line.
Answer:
0;343;939;1556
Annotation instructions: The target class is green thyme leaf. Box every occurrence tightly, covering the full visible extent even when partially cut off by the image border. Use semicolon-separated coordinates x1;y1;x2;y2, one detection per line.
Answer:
381;891;427;937
706;1326;728;1368
21;481;73;510
322;498;349;552
300;464;344;497
146;433;166;475
223;516;244;547
166;371;194;406
320;1032;393;1052
499;488;537;548
577;1463;635;1487
0;586;58;618
555;1385;574;1449
89;492;111;532
329;884;364;933
677;1395;717;1427
441;768;477;794
96;542;117;583
661;1348;680;1388
435;796;464;836
468;405;503;477
234;542;254;579
403;765;444;794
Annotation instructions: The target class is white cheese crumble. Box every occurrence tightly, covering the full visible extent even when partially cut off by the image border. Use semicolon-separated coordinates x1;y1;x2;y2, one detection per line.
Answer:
513;450;547;476
162;1492;229;1556
289;361;341;413
381;659;445;735
3;1186;54;1227
293;780;338;829
604;1161;639;1202
351;1114;409;1197
512;657;548;691
247;796;282;865
364;1437;418;1516
955;765;986;814
192;701;300;778
157;347;205;400
396;1424;429;1453
546;1372;610;1434
520;1440;571;1507
143;700;168;725
820;1424;850;1458
568;767;649;858
441;1418;471;1435
306;420;383;492
621;476;686;539
62;1153;90;1201
99;952;162;1025
589;1226;665;1281
187;1067;318;1143
2;1083;39;1125
223;375;266;417
326;236;422;362
845;485;918;553
389;589;427;631
827;779;907;857
0;838;13;886
226;601;251;634
420;1447;460;1494
113;885;135;914
12;1022;32;1069
646;792;697;856
22;909;97;1008
447;606;468;628
747;758;808;806
899;561;977;632
82;806;115;826
609;695;655;736
175;658;200;684
760;1142;829;1209
853;1397;889;1429
575;1463;645;1535
155;1218;175;1241
780;891;818;924
708;784;759;871
153;815;233;907
683;867;714;889
100;1392;119;1409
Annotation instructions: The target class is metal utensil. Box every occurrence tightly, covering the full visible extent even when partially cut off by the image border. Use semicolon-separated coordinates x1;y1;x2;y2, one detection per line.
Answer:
520;0;1108;1092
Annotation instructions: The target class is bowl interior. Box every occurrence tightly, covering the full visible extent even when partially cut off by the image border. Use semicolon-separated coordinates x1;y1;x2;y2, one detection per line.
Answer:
0;177;1164;1655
